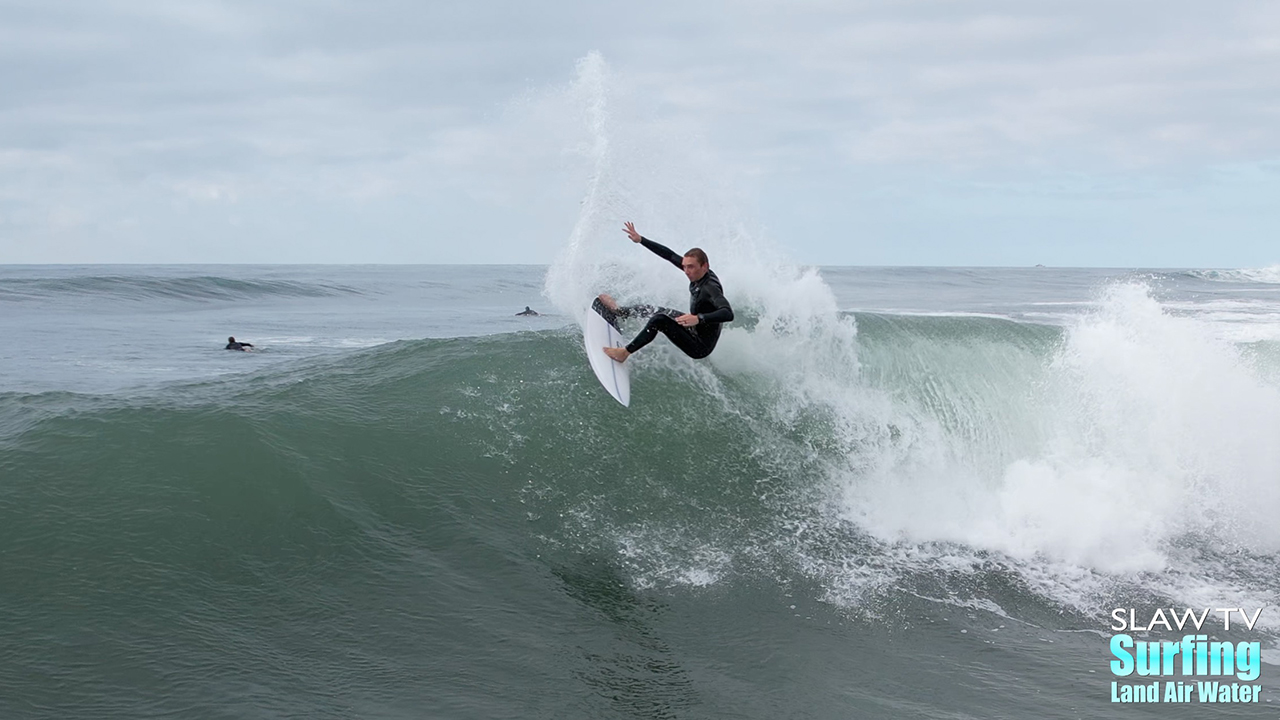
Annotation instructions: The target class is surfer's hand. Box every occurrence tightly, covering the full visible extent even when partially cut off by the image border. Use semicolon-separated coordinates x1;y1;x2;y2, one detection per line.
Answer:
598;293;619;311
623;222;642;243
676;313;699;327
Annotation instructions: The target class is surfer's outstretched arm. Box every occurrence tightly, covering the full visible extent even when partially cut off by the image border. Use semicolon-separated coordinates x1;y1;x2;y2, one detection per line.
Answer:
623;222;682;269
640;238;683;269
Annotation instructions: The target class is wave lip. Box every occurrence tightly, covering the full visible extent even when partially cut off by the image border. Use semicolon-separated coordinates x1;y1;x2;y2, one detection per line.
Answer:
0;275;363;302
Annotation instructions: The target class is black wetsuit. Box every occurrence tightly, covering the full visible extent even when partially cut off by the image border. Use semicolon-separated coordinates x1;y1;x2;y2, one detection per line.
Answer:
615;238;734;359
225;341;253;351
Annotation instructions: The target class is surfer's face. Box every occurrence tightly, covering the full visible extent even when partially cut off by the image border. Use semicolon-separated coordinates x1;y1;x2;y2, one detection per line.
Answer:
681;258;708;282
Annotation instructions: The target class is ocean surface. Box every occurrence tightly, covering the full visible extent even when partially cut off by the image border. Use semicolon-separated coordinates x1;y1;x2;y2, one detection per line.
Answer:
3;263;1280;719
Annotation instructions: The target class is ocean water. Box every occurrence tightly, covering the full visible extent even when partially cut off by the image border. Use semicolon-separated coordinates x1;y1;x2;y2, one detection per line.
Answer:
3;262;1280;719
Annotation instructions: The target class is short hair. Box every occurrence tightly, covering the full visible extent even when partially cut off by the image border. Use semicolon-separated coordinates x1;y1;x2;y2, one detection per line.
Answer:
683;248;709;266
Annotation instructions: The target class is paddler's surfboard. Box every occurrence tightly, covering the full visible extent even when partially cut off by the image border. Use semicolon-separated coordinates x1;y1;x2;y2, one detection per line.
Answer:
584;298;630;406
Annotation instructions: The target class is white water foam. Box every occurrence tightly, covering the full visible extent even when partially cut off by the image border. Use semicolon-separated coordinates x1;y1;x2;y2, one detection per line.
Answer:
832;281;1280;622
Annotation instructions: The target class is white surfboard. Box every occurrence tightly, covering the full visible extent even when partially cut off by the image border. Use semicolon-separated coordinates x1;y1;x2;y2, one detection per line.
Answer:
584;298;631;406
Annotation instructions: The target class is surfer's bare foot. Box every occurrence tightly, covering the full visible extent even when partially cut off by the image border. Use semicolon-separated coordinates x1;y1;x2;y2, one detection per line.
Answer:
597;293;619;311
603;346;630;363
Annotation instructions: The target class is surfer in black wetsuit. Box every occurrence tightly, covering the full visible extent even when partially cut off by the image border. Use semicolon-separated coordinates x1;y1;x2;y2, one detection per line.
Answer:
225;336;253;351
516;306;539;316
599;221;734;363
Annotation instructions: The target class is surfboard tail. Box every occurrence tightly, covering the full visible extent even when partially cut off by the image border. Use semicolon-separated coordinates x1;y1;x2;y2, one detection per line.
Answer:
584;298;631;406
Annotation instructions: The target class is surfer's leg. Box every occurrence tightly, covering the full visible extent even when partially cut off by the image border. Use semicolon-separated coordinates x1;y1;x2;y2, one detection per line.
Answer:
623;315;663;353
614;303;661;320
662;322;713;359
625;313;711;359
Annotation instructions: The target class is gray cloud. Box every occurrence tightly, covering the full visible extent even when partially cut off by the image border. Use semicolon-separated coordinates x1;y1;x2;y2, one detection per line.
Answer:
0;0;1277;264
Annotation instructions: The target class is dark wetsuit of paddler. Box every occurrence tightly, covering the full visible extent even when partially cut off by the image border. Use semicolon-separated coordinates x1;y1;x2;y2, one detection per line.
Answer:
598;222;734;363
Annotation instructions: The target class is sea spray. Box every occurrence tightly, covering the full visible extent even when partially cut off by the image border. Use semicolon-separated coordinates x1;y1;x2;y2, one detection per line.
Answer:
539;53;860;420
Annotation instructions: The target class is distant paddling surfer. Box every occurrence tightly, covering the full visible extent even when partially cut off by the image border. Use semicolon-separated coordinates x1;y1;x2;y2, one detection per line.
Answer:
516;306;539;316
598;222;734;363
225;336;254;351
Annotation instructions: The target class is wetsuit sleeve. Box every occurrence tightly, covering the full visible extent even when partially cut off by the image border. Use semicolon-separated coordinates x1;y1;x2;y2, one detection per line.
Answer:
699;286;734;325
639;237;684;269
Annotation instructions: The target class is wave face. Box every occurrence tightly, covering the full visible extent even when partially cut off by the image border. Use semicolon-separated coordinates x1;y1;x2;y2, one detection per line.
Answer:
4;288;1279;716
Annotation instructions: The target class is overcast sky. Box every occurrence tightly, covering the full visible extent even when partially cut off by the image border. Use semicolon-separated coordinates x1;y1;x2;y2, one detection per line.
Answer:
1;0;1278;266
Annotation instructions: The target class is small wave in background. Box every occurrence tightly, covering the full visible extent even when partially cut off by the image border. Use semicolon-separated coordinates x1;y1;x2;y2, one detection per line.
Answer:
1186;265;1280;285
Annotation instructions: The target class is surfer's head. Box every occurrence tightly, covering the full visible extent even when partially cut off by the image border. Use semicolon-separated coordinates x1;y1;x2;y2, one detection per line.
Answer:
682;249;709;281
228;336;236;343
